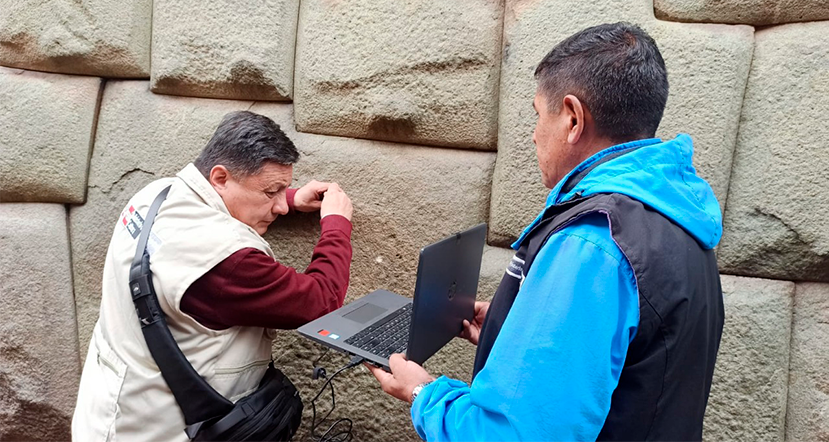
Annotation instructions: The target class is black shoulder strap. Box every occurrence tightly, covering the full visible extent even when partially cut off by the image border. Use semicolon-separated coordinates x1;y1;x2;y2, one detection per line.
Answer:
128;185;233;425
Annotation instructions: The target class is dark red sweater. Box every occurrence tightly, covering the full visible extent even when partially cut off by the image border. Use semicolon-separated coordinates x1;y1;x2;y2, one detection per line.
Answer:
180;189;352;330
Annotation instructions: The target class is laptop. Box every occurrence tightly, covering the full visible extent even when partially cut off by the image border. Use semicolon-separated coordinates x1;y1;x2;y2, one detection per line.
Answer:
297;223;487;369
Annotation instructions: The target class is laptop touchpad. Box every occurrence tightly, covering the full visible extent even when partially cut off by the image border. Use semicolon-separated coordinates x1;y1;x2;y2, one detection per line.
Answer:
343;303;387;324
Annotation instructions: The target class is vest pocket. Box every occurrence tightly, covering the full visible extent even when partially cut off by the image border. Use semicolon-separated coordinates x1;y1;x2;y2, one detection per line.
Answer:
76;332;127;441
213;359;270;402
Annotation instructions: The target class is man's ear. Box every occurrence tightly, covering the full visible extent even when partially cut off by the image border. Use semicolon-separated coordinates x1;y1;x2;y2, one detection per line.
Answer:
209;165;231;192
562;95;585;145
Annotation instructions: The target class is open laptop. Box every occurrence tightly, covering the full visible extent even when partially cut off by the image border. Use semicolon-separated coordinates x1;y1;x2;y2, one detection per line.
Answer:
297;223;487;369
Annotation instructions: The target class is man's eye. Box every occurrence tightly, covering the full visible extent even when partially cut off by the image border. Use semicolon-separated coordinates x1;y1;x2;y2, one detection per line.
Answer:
264;191;276;198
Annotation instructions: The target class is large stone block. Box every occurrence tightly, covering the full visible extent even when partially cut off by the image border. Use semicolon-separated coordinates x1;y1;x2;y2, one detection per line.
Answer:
0;204;80;441
0;67;102;203
294;0;503;150
718;22;829;282
0;0;151;77
654;0;829;26
787;282;829;442
702;275;793;442
150;0;299;101
489;0;753;245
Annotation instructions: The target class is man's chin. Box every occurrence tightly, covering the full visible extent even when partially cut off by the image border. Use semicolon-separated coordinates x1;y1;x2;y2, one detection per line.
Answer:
255;220;276;235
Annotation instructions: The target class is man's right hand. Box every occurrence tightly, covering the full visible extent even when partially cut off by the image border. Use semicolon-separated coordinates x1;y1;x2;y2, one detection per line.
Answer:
320;183;353;221
459;301;490;346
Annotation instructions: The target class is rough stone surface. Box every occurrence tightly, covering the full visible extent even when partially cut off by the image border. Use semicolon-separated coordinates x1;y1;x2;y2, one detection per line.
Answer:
654;0;829;26
489;0;753;245
787;282;829;442
150;0;299;101
719;22;829;282
264;122;497;308
294;0;503;150
271;245;514;442
0;67;102;203
702;275;793;442
0;0;151;77
0;204;80;441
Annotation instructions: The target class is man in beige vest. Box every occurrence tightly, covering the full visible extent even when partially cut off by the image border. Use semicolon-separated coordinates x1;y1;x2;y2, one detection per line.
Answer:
72;111;354;441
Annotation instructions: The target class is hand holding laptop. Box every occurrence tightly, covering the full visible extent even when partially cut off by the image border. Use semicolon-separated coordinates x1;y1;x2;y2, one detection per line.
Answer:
366;354;435;404
368;300;490;404
459;301;490;346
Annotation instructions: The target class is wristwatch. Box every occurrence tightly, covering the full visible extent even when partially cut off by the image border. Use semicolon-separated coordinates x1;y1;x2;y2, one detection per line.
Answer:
411;381;432;404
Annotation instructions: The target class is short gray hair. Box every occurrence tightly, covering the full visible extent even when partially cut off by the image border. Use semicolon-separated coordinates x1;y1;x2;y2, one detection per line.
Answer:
194;111;299;178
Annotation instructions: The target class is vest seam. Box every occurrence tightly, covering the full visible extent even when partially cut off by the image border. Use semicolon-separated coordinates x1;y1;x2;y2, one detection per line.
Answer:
556;230;623;264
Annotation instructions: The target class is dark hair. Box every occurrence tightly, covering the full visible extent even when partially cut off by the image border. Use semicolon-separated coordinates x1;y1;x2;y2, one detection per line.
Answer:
194;111;299;178
534;22;669;141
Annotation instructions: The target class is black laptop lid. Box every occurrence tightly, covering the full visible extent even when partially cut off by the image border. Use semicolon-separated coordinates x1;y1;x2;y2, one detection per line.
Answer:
406;223;487;364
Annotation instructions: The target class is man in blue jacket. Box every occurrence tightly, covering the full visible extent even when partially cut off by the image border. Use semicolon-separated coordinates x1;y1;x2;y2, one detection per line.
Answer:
368;22;724;441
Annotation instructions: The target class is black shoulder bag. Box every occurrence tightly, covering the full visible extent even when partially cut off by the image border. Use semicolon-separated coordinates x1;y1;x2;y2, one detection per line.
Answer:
128;186;303;441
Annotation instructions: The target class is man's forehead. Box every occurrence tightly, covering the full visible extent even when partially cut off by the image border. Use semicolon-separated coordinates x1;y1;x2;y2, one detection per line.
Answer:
250;163;293;186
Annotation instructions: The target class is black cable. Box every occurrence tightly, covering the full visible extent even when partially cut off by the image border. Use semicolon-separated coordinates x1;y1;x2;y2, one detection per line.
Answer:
312;348;331;369
310;355;364;442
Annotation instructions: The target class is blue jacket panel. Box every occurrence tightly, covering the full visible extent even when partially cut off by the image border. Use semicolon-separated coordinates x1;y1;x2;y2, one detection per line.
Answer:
411;135;723;441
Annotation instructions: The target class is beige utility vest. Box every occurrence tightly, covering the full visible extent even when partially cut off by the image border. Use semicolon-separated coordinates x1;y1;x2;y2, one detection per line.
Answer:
73;164;278;442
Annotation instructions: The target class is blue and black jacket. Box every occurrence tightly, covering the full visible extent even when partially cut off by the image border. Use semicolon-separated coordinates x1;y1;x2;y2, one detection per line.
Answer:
411;135;725;441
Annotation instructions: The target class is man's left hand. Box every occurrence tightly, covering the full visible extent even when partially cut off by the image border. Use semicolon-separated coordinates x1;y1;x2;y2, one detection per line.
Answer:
293;180;330;212
366;354;435;403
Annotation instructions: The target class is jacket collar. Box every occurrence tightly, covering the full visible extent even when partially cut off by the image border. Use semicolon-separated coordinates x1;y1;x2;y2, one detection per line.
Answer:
176;163;233;216
513;138;661;249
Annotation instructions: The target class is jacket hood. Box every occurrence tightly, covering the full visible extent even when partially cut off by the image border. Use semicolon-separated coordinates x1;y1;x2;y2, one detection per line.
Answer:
515;134;723;250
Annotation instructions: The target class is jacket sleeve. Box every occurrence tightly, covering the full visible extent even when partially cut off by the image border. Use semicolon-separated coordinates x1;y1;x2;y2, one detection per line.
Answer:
411;215;639;441
180;214;352;330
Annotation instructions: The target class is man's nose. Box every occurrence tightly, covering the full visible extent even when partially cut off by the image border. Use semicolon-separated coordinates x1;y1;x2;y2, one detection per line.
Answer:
273;196;289;215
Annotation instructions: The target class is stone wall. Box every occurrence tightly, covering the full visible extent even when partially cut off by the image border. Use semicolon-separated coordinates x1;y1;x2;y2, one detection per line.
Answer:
1;0;827;441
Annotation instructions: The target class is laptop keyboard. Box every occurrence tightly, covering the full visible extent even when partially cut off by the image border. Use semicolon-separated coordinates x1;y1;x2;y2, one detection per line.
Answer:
345;303;412;359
